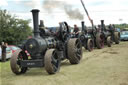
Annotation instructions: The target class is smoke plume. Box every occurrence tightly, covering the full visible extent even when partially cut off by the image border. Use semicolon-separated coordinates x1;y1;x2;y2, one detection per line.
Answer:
42;0;84;20
21;0;41;9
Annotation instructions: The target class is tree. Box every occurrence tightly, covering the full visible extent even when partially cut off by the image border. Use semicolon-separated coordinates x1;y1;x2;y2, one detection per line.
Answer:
0;9;32;45
115;23;128;30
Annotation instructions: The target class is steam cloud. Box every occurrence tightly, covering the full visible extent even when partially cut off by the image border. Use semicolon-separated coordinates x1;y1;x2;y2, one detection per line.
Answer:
21;0;41;9
42;0;84;20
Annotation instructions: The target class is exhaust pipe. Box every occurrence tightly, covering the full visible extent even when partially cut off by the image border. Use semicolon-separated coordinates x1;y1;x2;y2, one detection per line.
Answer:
101;20;104;26
81;21;85;32
31;9;40;38
81;21;87;34
101;20;104;31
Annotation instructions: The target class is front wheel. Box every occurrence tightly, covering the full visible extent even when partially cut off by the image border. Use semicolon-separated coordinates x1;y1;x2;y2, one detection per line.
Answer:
87;39;94;51
44;49;61;74
10;50;28;75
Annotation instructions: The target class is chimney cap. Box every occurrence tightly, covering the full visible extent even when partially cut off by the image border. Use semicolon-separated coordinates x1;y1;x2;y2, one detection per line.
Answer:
81;21;84;23
31;9;40;12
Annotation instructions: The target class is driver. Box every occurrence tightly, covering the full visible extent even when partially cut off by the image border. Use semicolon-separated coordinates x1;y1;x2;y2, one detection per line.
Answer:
73;24;80;38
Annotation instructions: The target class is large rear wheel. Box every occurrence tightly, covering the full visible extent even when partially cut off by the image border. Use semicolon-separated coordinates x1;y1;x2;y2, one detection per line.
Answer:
107;36;112;47
44;49;61;74
67;38;82;64
10;50;28;75
114;32;120;44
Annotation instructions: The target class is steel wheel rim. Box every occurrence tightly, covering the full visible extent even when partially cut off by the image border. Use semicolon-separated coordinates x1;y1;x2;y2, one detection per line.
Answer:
51;50;60;72
100;35;104;48
89;40;93;51
75;40;82;60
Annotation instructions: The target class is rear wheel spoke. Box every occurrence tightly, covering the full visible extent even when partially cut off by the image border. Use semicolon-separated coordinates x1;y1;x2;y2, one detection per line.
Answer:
77;48;81;54
53;64;58;72
76;53;81;60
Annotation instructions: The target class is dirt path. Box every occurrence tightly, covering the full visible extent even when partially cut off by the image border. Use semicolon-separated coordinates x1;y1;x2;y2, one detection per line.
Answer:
1;42;128;85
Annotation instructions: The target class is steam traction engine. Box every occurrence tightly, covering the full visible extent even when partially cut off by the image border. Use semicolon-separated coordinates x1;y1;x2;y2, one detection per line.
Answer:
10;9;82;75
100;20;112;47
100;20;120;47
79;21;94;51
80;0;104;49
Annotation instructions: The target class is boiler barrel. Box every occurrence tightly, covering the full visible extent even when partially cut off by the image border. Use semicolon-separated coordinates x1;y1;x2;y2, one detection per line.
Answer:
25;38;47;59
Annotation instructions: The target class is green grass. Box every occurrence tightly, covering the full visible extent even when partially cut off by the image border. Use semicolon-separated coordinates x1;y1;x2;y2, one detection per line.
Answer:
0;42;128;85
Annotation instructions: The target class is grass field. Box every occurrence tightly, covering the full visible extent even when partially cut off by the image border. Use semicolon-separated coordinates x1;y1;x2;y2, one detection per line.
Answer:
0;42;128;85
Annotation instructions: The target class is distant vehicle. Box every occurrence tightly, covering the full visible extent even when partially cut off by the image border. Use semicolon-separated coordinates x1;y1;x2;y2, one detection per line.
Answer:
8;45;20;53
122;28;128;31
0;46;12;60
116;28;121;32
120;31;128;41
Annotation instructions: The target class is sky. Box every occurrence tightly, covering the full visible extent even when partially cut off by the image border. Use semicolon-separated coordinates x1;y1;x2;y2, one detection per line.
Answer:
0;0;128;27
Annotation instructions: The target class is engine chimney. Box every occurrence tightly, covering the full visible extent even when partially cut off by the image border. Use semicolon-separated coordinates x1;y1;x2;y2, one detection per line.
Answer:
31;9;40;38
81;21;85;32
81;21;87;34
101;20;104;31
101;20;104;26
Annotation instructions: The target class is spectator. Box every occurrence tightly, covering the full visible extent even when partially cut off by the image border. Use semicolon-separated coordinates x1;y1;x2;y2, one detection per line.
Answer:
0;45;1;58
109;24;115;40
108;24;113;31
1;42;7;62
112;24;115;31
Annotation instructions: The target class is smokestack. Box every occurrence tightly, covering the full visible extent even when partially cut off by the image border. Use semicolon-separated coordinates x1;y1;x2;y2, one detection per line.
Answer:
31;9;40;38
101;20;104;31
81;21;87;34
101;20;104;26
81;21;85;32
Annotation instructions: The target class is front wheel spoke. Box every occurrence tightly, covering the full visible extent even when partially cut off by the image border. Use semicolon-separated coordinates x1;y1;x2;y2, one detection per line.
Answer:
17;60;20;65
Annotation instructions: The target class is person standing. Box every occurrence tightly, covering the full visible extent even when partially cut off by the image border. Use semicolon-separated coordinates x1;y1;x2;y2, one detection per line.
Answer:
109;24;115;41
1;42;7;62
0;45;1;59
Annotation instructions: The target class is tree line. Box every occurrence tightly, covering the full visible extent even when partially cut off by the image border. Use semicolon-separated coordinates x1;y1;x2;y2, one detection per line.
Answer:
115;23;128;30
0;9;32;45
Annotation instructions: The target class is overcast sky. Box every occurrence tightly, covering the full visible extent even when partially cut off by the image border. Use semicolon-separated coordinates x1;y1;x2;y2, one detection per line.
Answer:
0;0;128;27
